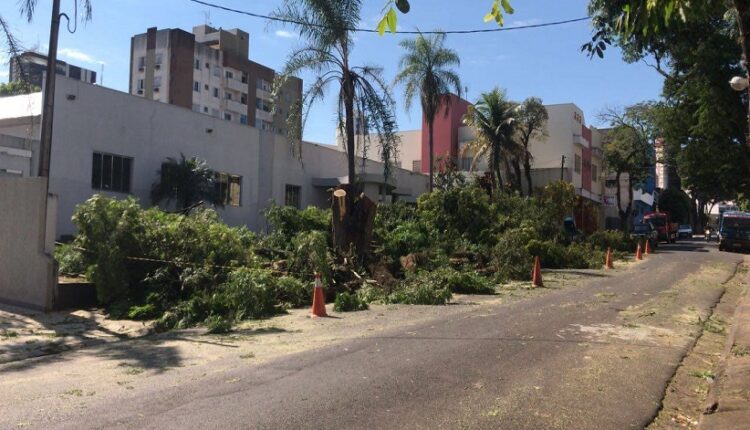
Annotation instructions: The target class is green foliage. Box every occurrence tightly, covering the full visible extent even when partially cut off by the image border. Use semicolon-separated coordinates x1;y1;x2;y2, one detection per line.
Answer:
418;184;493;245
150;154;223;210
54;243;87;275
126;304;159;320
263;203;330;250
585;230;636;253
376;220;430;260
491;225;537;281
657;188;691;224
425;267;495;295
0;80;40;96
333;292;369;312
288;230;332;281
205;315;232;334
387;275;453;305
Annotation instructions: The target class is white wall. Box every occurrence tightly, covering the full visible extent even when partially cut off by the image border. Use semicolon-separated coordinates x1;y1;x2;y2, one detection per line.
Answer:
0;177;57;310
0;78;428;238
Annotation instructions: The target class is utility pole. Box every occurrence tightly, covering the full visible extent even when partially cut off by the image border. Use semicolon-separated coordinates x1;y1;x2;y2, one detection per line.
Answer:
560;155;566;181
38;0;62;178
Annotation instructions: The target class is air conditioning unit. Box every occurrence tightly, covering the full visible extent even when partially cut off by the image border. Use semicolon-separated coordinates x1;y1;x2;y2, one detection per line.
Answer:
155;64;161;70
154;87;160;93
137;89;143;95
138;66;144;72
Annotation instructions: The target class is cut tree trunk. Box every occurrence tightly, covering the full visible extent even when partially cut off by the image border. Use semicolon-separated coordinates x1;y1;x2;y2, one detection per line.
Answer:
331;184;377;257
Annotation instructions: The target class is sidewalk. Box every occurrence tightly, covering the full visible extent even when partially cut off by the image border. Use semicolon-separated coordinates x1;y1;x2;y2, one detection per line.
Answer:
699;268;750;429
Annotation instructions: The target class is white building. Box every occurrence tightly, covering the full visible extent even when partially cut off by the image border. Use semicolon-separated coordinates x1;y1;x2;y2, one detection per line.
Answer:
0;78;428;239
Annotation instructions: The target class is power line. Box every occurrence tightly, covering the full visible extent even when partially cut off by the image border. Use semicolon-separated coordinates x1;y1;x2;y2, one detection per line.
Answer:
186;0;590;35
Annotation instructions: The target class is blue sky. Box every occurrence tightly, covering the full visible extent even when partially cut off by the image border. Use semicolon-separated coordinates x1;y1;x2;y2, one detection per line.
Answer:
0;0;664;144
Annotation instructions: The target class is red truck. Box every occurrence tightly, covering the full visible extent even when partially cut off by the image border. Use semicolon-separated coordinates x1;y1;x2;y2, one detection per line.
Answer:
643;212;678;244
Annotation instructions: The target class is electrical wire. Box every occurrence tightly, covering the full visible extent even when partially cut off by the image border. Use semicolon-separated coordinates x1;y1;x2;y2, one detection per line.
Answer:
186;0;590;35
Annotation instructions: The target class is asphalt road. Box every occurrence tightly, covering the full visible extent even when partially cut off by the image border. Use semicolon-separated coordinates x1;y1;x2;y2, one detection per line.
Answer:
45;240;746;429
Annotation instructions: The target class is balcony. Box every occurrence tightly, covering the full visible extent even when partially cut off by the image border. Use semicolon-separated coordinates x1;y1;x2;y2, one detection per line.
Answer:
256;88;272;101
572;134;587;147
223;99;247;114
226;78;247;93
256;108;274;123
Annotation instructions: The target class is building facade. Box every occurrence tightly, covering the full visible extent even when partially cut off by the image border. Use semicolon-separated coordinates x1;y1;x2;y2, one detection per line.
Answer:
129;25;301;135
394;98;606;231
9;51;97;88
0;78;428;239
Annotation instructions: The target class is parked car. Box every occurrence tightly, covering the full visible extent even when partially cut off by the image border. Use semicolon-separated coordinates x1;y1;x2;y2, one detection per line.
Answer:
630;223;659;250
678;224;693;239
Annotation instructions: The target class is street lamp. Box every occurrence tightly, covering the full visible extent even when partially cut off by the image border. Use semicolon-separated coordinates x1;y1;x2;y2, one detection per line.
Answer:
730;76;749;91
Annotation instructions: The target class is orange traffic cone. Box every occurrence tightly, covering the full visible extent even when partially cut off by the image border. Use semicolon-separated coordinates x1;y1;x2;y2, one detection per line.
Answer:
311;273;327;318
644;240;652;256
531;256;543;288
605;247;614;270
635;243;643;261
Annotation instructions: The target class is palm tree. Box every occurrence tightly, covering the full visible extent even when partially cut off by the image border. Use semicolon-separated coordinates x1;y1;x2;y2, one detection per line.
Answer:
271;0;399;193
462;88;518;195
394;33;461;192
151;155;223;211
515;97;549;196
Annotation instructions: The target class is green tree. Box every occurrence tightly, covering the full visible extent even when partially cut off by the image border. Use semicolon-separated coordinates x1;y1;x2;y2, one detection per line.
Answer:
601;104;656;232
657;188;691;225
378;0;514;34
271;0;398;195
394;32;462;192
514;97;549;196
150;154;223;211
462;88;519;196
0;80;40;96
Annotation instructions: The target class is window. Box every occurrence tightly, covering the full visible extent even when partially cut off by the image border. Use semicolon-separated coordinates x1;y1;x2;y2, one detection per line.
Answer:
255;119;273;132
225;70;234;79
412;160;422;172
155;53;163;67
241;72;248;84
195;59;201;70
211;108;220;118
224;113;233;121
285;185;301;209
215;173;242;207
256;78;271;92
153;76;162;92
591;164;598;182
137;79;145;91
213;66;221;77
203;106;209;113
193;81;200;92
213;87;219;98
240;114;248;125
137;56;145;69
605;179;618;188
225;92;232;101
92;152;132;193
204;84;209;90
574;154;582;173
240;93;248;105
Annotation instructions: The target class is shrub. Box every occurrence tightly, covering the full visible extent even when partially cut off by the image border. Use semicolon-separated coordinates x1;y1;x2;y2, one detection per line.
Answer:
417;185;493;245
288;230;332;281
416;267;495;295
333;292;369;312
387;282;452;305
586;230;635;253
525;240;570;269
377;220;430;260
205;314;232;334
54;243;87;275
126;304;159;320
263;203;330;250
356;285;389;304
491;224;539;281
208;267;282;321
566;243;605;270
276;276;311;308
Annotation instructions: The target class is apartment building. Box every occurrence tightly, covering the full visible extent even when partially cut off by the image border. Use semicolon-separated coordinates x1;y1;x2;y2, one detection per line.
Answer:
9;51;97;88
0;78;428;239
129;25;301;134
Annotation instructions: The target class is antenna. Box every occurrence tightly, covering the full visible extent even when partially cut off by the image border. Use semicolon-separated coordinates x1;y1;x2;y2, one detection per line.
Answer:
203;11;212;26
100;63;104;86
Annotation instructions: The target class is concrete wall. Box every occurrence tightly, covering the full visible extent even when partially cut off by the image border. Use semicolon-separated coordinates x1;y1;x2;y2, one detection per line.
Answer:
0;178;57;310
0;78;428;238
